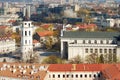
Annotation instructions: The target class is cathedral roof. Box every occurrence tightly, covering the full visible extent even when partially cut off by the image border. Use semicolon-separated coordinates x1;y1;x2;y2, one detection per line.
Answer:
62;31;120;39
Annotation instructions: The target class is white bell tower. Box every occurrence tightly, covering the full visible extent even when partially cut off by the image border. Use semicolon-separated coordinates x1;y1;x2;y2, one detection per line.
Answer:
21;21;33;62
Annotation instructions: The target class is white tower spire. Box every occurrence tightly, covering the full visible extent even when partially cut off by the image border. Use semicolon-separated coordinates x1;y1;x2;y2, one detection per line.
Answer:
21;21;33;62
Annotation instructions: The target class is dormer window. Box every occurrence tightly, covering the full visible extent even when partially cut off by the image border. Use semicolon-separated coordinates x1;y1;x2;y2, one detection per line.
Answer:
100;40;103;44
106;40;109;44
83;40;85;44
88;40;91;44
94;40;97;44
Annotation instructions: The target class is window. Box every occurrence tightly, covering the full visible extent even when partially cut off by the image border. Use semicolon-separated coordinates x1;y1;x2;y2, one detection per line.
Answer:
53;74;55;78
63;75;65;78
49;75;51;78
83;40;85;44
104;49;107;53
90;49;93;53
74;40;77;44
85;74;87;78
76;74;78;78
67;74;69;78
25;31;27;36
58;75;60;78
80;74;82;78
94;74;96;78
88;40;91;44
98;74;100;77
106;40;109;44
29;31;31;36
71;74;73;78
85;48;88;53
25;23;27;25
100;49;102;53
113;49;116;53
95;49;98;53
109;49;112;53
29;23;30;27
25;40;27;44
94;40;97;44
100;40;103;44
89;74;91;77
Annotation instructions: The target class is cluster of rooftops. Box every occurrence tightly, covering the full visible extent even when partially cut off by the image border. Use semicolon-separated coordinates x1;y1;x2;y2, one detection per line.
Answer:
0;62;120;80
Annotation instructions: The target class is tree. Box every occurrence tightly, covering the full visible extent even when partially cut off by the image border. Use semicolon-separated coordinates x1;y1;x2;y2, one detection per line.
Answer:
27;52;40;63
108;53;113;63
42;55;64;64
69;55;82;64
99;54;104;63
113;53;117;63
85;53;99;63
3;58;6;62
45;37;53;50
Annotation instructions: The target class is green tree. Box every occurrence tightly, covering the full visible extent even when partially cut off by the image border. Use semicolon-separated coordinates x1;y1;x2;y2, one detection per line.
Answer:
108;53;113;63
113;53;117;63
99;54;104;63
3;58;6;62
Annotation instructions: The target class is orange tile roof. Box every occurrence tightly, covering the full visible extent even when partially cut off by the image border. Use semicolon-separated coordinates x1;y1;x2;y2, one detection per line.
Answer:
42;24;50;29
0;62;49;80
0;26;7;29
102;64;120;80
76;24;97;29
48;64;105;72
37;31;53;37
8;20;16;23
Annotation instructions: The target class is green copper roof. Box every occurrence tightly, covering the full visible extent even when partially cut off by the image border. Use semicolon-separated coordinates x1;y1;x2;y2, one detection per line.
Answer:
62;31;120;39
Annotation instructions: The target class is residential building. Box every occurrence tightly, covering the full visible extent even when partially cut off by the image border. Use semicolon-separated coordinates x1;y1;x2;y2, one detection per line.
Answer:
0;63;48;80
45;64;103;80
0;34;15;54
0;63;120;80
61;31;120;62
101;18;120;28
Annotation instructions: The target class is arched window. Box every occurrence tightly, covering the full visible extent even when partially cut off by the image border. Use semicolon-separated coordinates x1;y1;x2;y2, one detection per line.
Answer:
25;31;27;36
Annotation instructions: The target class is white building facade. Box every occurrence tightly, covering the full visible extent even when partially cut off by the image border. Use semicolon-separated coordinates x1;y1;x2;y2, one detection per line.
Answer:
61;31;120;62
102;18;120;28
0;37;15;54
21;21;33;62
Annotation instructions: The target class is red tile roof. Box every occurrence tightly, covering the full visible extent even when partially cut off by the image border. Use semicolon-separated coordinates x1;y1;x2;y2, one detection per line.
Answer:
48;64;107;72
0;62;49;80
37;31;53;37
0;26;7;29
102;64;120;80
76;24;97;29
8;20;16;23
